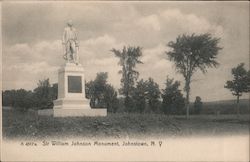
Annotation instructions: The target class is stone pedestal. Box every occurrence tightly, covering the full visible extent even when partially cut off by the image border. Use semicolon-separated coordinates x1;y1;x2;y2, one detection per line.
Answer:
38;63;107;117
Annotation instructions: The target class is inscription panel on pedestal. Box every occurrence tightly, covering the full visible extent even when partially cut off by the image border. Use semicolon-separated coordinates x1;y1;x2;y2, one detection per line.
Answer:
68;76;82;93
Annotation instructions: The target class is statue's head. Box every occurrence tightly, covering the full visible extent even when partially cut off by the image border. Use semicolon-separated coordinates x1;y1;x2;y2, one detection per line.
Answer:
67;20;73;27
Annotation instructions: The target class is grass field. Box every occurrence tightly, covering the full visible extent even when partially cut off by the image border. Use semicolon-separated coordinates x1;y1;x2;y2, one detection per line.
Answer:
2;109;249;140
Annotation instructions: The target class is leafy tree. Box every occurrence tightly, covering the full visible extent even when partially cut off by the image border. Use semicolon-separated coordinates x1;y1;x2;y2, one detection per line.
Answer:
145;78;161;113
131;78;161;113
14;89;33;111
33;78;54;109
111;46;143;112
166;33;221;118
103;84;119;113
2;90;16;107
132;79;148;113
161;77;185;115
34;79;51;98
3;79;57;111
225;63;250;117
194;96;202;114
85;80;96;107
3;89;33;111
86;72;108;107
86;72;119;112
51;83;58;100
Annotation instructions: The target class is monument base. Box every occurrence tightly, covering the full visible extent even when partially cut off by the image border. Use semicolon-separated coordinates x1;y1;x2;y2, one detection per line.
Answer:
53;97;91;109
38;108;107;117
38;63;107;117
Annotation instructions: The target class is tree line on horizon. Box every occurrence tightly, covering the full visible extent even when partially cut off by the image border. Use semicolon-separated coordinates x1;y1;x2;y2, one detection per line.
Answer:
2;74;203;115
2;33;250;117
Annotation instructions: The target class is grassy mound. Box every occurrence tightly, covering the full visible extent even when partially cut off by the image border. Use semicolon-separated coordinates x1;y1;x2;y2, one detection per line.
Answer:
2;109;249;140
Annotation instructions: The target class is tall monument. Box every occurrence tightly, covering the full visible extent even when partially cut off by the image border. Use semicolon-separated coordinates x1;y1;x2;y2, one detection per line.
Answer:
38;21;107;117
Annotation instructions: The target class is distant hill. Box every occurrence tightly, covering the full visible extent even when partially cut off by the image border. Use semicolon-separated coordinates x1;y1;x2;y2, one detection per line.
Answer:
203;99;249;105
190;99;249;114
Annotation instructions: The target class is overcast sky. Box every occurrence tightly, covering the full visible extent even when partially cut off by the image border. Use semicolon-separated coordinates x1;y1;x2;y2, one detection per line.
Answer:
2;1;249;102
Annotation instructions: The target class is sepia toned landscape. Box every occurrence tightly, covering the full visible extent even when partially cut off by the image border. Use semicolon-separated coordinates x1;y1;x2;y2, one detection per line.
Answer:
2;1;249;140
1;1;250;162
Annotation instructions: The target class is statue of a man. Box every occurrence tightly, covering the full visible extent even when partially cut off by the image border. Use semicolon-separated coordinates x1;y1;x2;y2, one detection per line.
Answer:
62;20;79;64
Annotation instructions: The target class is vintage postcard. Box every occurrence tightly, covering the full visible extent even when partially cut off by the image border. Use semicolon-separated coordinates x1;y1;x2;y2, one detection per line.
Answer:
1;1;249;161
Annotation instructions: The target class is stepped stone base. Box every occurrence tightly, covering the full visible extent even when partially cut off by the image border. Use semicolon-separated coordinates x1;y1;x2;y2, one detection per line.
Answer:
38;108;107;117
53;98;91;109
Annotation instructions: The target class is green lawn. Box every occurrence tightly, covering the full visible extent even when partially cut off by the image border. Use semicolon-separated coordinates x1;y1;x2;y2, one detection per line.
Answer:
2;109;249;140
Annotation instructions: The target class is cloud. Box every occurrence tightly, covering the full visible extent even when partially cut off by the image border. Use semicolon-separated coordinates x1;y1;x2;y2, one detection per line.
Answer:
140;44;172;75
159;9;224;37
80;34;124;59
108;8;225;49
87;57;117;66
79;34;123;88
141;44;166;62
2;61;58;90
83;34;117;46
136;14;161;31
5;43;35;63
84;57;121;89
9;62;58;74
138;44;182;90
4;40;63;66
2;40;63;90
3;34;124;90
